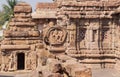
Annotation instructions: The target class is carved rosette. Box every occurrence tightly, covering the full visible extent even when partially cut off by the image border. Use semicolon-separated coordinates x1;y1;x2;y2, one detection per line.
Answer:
44;26;67;46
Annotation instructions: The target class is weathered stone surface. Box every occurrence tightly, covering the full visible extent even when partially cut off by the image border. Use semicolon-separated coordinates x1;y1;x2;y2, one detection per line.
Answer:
9;22;35;26
1;45;30;50
52;64;63;73
48;73;63;77
2;40;41;45
14;3;32;13
0;0;120;77
11;18;30;22
0;2;41;73
4;31;40;37
14;13;31;18
75;68;91;77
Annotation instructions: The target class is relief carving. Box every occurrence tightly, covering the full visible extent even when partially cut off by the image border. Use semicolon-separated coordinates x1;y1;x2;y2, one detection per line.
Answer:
26;52;36;70
44;26;67;46
8;54;15;71
26;53;32;70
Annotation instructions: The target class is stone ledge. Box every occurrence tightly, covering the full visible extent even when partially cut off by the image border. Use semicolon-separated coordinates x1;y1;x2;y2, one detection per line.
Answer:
49;47;66;52
9;22;35;26
11;18;31;22
69;54;116;58
1;45;30;50
79;59;116;63
4;31;40;37
14;5;32;13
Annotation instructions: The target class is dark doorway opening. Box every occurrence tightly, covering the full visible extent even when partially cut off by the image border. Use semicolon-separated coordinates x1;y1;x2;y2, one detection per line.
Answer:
17;53;25;70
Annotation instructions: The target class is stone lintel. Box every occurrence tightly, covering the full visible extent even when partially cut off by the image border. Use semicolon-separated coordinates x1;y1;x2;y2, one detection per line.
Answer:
1;45;30;50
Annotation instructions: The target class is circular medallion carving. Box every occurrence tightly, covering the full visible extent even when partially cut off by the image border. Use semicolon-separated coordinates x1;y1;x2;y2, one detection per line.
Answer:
44;26;67;46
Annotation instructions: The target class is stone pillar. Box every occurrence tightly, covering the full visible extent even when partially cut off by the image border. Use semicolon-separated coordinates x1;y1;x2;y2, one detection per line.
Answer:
111;21;115;50
89;28;93;50
67;23;76;47
90;29;93;42
1;55;5;72
76;25;80;51
86;27;90;49
25;53;28;70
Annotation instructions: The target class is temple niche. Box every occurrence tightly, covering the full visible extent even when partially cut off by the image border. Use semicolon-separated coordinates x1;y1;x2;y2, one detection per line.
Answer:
0;0;120;77
67;22;76;47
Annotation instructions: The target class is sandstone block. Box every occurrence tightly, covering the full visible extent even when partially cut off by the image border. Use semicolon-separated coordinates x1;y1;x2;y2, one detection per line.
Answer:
4;31;39;37
75;68;92;77
14;13;31;18
17;2;30;6
48;73;63;77
14;5;32;13
52;64;63;73
11;18;30;22
1;45;30;50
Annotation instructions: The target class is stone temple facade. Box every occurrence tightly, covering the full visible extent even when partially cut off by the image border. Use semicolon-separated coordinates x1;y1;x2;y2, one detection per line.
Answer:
0;0;120;77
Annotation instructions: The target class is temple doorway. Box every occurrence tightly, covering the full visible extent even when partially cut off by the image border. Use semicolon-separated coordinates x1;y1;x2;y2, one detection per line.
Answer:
17;53;25;70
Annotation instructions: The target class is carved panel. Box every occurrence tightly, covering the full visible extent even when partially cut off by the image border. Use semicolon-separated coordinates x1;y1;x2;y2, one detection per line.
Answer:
44;26;67;46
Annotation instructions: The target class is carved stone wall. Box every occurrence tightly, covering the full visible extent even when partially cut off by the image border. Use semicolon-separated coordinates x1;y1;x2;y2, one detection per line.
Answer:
0;2;92;77
39;0;120;69
30;0;120;70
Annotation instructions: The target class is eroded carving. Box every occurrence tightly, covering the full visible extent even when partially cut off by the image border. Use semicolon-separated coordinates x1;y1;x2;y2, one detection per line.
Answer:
44;26;67;46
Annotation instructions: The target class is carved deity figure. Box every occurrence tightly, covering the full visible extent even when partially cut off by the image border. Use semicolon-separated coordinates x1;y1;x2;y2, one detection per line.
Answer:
26;52;36;70
52;29;58;43
58;31;64;42
48;21;54;27
49;29;64;44
44;26;67;46
62;14;70;26
26;53;32;70
1;64;6;71
8;54;14;71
